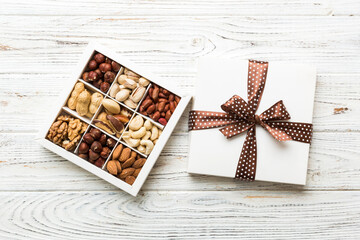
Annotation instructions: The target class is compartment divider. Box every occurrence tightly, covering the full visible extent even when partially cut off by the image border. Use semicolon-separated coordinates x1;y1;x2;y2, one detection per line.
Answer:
105;66;124;96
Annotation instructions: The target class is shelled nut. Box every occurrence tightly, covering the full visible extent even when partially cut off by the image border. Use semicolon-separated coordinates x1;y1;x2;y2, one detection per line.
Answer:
122;115;161;155
138;84;181;126
77;127;115;167
81;52;121;92
47;114;88;151
106;144;147;185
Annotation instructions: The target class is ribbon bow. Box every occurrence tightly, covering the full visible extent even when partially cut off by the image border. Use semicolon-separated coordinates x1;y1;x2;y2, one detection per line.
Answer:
188;60;313;181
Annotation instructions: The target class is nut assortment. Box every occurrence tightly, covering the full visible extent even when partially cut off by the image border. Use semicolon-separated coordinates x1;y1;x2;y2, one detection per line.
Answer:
106;144;147;185
139;84;181;126
47;114;88;151
43;46;187;194
110;68;149;109
82;52;121;93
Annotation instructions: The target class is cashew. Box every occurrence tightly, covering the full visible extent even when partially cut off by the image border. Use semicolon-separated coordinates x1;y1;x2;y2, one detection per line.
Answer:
131;127;146;139
122;132;140;148
129;115;144;131
115;89;131;102
158;129;163;137
140;140;154;155
139;77;150;87
144;119;153;130
142;131;151;140
137;145;146;154
153;139;158;145
150;126;159;141
109;83;120;98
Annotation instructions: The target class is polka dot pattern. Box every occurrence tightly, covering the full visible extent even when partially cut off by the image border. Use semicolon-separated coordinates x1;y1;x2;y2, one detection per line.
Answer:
188;60;313;182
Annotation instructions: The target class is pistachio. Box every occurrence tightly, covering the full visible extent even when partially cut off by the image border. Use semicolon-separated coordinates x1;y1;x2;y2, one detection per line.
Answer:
115;89;131;102
109;83;120;98
139;77;150;87
124;99;137;109
129;86;146;103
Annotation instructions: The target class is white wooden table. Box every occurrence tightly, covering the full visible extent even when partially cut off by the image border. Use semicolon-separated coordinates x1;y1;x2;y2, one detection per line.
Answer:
0;1;359;239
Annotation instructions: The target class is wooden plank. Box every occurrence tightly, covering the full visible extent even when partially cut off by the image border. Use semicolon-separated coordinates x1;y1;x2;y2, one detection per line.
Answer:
0;131;358;191
0;75;359;132
0;0;359;16
0;191;358;239
0;17;360;74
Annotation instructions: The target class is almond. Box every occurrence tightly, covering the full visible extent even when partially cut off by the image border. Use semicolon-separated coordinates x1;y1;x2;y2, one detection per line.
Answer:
107;160;117;175
125;176;136;185
115;160;122;173
120;168;135;179
133;168;141;177
119;148;131;162
122;157;135;168
133;158;146;168
131;151;137;159
112;144;123;160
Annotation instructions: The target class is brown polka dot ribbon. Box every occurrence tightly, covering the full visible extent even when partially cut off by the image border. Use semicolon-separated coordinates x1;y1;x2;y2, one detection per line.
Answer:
188;60;313;181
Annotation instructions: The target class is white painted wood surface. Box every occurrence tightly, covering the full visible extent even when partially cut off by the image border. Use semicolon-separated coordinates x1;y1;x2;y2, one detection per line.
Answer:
0;1;359;239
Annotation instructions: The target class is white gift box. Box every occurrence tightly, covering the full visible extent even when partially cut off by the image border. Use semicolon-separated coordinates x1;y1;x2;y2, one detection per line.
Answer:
188;58;316;185
37;42;191;196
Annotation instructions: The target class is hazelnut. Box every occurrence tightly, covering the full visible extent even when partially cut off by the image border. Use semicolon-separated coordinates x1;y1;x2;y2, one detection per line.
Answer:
106;138;116;148
100;82;110;93
82;72;89;82
105;58;111;64
100;147;111;159
88;60;97;70
94;68;103;78
78;153;88;160
91;141;103;153
94;158;105;168
88;71;98;81
94;53;105;63
90;128;101;140
99;134;107;146
104;71;115;83
93;79;102;89
89;149;100;161
111;61;121;72
78;142;89;154
83;133;94;145
99;63;111;73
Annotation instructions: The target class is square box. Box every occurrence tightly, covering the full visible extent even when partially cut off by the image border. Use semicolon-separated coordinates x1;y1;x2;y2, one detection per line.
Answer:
37;42;191;196
188;58;316;185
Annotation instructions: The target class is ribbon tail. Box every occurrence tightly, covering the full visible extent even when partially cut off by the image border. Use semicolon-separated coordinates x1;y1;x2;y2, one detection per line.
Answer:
235;126;257;181
188;110;240;131
264;121;313;143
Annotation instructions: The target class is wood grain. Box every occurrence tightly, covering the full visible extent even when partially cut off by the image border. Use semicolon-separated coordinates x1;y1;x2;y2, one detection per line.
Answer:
0;16;360;74
1;0;360;16
0;191;359;239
